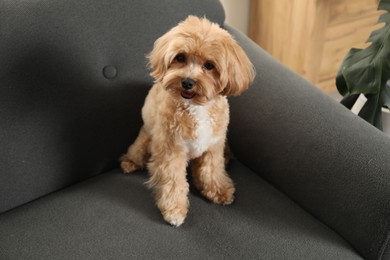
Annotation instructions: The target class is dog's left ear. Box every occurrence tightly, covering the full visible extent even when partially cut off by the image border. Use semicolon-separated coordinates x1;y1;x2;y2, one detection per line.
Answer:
220;39;255;96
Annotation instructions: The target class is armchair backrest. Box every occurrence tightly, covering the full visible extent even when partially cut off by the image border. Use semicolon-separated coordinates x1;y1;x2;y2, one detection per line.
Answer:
0;0;225;213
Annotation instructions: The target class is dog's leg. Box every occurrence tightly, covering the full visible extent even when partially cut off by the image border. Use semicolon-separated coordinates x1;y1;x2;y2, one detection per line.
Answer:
224;141;235;166
147;143;189;227
192;140;235;205
120;126;150;173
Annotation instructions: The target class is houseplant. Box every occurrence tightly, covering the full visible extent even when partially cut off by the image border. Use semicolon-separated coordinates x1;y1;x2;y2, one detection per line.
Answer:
336;0;390;130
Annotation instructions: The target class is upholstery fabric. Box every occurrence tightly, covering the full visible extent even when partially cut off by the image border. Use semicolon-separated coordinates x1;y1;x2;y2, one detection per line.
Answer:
0;161;361;259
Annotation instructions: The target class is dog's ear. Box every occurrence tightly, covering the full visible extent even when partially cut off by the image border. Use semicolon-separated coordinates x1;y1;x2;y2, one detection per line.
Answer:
220;39;255;96
148;32;173;82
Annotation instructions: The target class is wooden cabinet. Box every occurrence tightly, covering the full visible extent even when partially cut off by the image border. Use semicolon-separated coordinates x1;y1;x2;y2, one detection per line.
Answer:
249;0;381;93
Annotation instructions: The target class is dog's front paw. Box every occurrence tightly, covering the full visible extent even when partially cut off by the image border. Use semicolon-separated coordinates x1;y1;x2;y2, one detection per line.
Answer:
162;207;188;227
163;212;186;227
120;157;139;174
203;182;235;205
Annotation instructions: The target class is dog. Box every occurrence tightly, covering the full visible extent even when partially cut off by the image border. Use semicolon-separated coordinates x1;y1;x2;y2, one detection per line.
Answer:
120;16;255;226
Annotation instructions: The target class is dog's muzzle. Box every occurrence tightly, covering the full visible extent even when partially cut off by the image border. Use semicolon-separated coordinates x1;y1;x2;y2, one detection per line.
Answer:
181;78;196;90
181;78;196;99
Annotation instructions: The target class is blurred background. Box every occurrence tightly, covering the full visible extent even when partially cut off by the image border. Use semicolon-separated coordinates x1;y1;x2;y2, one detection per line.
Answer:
220;0;382;94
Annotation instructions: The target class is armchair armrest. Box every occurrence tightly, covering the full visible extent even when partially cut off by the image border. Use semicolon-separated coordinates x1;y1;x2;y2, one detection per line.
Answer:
225;25;390;260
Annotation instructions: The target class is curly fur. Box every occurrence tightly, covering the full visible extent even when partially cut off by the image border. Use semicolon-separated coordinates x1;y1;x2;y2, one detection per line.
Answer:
120;16;255;226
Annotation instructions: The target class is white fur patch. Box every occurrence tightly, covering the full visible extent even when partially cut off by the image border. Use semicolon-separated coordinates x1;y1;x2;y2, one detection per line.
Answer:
182;102;222;159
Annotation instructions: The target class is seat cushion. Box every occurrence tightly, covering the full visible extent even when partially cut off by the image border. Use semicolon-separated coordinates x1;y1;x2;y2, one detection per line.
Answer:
0;161;361;259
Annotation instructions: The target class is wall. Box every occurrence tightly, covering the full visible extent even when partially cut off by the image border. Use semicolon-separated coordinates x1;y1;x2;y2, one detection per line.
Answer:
220;0;250;34
248;0;381;93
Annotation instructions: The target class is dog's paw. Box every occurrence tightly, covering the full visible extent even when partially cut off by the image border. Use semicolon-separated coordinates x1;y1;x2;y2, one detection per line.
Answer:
162;208;188;227
164;213;185;227
120;159;139;174
203;184;235;205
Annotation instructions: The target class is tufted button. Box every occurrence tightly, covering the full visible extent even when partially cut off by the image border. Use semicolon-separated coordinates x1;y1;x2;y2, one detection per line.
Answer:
103;65;117;79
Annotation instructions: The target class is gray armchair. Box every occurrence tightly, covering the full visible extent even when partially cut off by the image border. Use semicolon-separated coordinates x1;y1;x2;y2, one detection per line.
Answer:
1;0;389;259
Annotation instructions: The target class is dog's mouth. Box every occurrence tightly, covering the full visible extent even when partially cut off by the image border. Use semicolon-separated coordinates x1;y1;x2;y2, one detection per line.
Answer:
181;90;196;99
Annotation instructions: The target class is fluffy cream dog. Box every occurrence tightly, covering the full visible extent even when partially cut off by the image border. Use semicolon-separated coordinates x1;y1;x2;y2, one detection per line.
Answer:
120;16;255;226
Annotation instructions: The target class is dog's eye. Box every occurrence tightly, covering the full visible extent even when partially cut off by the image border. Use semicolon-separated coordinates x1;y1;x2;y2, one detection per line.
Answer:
204;62;214;70
175;54;186;63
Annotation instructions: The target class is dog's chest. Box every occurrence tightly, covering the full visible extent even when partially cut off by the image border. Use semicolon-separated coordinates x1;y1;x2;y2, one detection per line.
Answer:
180;104;222;159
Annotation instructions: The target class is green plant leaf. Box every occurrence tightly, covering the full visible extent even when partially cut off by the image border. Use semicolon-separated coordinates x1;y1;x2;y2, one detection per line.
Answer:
338;48;382;95
340;94;360;110
336;65;349;96
358;93;383;130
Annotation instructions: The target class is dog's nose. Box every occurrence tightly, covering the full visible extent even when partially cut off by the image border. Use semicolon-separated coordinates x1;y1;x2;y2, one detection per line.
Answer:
181;78;196;90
